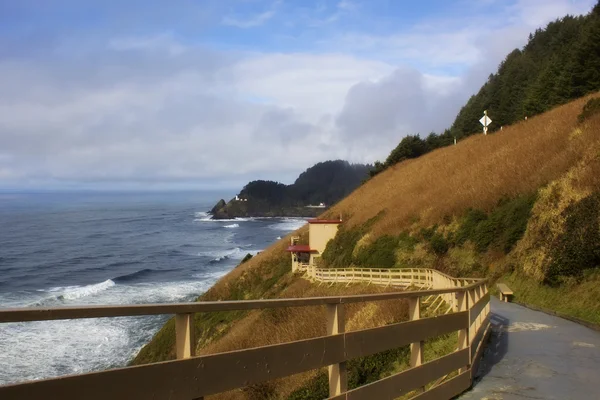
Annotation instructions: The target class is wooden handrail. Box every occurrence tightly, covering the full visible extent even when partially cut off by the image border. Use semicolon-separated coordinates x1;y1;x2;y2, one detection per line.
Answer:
0;282;483;323
0;268;491;400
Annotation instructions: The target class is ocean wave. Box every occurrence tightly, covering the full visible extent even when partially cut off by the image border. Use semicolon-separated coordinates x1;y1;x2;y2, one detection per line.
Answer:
112;268;180;284
193;211;253;223
0;275;229;385
268;218;307;231
202;247;261;262
223;223;239;228
193;211;212;222
49;279;116;301
105;260;143;269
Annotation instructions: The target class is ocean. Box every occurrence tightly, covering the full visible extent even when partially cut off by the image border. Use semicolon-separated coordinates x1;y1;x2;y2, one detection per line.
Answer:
0;192;307;385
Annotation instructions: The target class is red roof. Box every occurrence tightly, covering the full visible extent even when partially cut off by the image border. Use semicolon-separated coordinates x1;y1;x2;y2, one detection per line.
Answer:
286;245;313;252
307;219;343;224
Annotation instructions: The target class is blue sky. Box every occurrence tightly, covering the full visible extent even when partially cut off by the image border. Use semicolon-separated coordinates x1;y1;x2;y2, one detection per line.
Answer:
0;0;596;190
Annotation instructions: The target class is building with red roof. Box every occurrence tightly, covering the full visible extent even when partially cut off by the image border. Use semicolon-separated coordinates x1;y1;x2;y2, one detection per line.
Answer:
286;218;342;272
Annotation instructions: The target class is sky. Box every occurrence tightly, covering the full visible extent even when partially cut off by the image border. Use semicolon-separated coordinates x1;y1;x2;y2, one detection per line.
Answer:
0;0;596;191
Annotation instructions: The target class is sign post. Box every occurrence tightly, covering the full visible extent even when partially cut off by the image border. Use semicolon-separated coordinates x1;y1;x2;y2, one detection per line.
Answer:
479;110;492;135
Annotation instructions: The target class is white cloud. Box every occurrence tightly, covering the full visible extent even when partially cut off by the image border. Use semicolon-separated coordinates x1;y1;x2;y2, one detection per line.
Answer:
222;1;282;28
0;0;596;189
230;53;394;118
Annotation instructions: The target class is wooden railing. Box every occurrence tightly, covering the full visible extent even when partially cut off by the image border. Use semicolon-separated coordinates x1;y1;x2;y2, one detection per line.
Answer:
306;266;480;314
0;268;490;400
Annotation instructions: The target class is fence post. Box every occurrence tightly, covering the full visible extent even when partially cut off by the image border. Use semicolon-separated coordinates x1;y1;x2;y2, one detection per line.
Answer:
409;297;424;392
176;313;195;359
484;283;490;316
327;304;347;396
477;284;484;327
456;290;469;373
468;288;478;347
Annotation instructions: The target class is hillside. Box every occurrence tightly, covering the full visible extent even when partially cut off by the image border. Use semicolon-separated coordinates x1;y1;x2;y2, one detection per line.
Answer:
134;94;600;399
211;160;370;219
370;2;600;177
132;6;600;397
451;2;600;138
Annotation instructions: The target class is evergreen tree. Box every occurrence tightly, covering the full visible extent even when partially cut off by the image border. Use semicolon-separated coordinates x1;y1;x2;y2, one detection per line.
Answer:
370;1;600;178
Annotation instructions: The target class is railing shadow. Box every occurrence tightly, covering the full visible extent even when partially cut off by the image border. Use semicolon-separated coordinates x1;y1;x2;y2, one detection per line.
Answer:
471;311;509;383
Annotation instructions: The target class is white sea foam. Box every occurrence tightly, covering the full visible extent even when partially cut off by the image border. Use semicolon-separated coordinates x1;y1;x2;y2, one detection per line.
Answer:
49;279;116;300
193;211;253;223
268;218;307;231
202;247;262;262
223;223;239;228
193;211;211;222
0;275;227;385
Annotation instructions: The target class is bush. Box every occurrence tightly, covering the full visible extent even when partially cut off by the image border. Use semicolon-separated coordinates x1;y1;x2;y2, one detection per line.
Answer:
287;347;408;400
321;213;383;268
354;235;398;268
578;97;600;123
447;243;483;276
493;194;537;253
397;232;419;252
321;227;364;268
455;194;536;253
546;192;600;284
455;209;488;246
429;233;450;256
287;372;328;400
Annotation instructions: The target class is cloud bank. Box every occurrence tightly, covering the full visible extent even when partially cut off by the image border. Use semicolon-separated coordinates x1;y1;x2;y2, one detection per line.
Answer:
0;0;595;190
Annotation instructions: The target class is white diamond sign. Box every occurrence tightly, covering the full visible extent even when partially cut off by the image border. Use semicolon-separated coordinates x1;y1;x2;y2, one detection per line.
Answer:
479;115;492;127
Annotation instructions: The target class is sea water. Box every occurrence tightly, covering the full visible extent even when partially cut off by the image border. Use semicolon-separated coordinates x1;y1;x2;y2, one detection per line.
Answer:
0;192;307;385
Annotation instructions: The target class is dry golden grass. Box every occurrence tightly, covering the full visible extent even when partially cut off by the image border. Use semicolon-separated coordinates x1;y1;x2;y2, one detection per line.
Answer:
510;142;600;280
203;279;407;400
140;94;600;399
325;93;600;237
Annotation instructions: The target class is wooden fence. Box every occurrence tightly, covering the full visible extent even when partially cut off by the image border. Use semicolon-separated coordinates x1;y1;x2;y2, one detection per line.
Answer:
0;268;490;400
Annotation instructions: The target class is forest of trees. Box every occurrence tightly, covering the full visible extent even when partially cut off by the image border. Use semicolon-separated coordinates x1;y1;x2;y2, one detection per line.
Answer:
371;1;600;177
239;160;371;207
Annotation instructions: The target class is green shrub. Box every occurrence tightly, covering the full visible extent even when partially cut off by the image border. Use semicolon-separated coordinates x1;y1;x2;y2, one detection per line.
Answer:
429;233;449;256
397;232;419;252
287;347;408;400
321;213;383;268
455;194;536;253
578;97;600;123
321;227;364;268
418;226;437;241
494;194;537;252
287;372;328;400
447;244;483;277
354;235;398;268
348;347;409;388
455;209;487;246
546;192;600;284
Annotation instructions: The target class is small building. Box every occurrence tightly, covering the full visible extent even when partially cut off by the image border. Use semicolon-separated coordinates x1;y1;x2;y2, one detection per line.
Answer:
286;218;342;272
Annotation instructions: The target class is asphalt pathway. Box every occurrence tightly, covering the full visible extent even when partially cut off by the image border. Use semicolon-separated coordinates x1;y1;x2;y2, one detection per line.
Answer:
460;297;600;400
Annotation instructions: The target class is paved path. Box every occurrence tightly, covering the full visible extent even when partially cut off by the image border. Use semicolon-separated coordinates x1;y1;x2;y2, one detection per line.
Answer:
460;298;600;400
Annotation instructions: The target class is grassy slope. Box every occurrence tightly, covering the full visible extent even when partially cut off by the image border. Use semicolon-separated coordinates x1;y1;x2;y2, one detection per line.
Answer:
316;93;600;325
134;94;600;399
323;94;600;236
